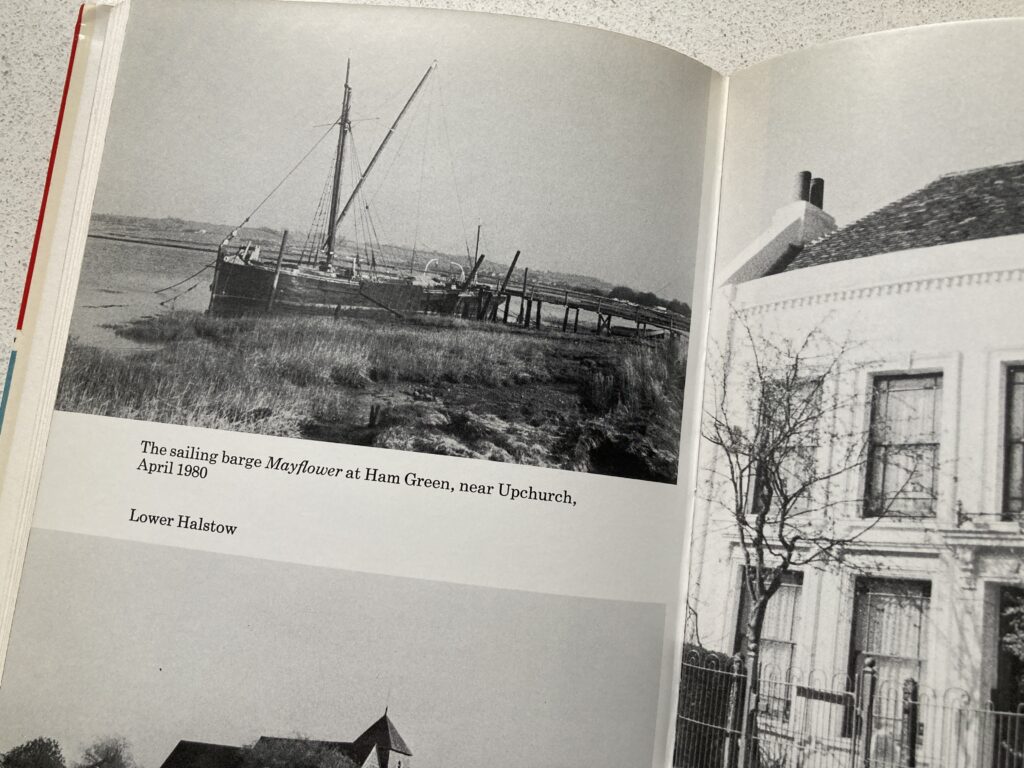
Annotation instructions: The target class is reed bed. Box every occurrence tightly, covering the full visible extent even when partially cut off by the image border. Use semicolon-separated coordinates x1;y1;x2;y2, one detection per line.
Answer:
57;311;686;481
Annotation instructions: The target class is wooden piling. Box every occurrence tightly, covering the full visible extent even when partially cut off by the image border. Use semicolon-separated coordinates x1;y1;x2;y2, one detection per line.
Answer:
535;300;542;329
562;305;570;332
518;268;529;326
573;307;579;333
478;292;492;320
267;229;290;311
463;252;486;288
490;250;521;322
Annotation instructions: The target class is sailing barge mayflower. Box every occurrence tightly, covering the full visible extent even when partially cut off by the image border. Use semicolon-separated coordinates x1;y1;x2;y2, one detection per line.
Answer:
208;61;482;318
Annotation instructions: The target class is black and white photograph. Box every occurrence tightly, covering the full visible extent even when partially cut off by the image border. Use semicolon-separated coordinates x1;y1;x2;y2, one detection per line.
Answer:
53;0;715;484
0;529;665;768
672;20;1024;768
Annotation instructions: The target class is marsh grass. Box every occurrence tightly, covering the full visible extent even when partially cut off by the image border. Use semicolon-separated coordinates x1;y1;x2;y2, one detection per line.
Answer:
59;311;686;481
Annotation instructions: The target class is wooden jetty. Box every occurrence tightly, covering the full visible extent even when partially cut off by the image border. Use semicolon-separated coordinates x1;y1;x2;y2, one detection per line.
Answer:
471;273;690;337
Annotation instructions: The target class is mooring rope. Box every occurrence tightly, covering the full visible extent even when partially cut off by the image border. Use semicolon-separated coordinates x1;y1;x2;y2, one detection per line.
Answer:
154;262;214;294
158;278;205;307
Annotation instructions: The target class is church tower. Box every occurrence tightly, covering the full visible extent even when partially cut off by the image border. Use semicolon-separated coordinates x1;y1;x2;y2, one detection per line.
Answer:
353;710;412;768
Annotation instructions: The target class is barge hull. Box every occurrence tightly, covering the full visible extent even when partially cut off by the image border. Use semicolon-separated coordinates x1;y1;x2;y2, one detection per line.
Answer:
209;258;426;316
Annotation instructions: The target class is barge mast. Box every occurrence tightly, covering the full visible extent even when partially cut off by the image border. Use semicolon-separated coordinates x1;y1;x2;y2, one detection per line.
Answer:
324;60;352;267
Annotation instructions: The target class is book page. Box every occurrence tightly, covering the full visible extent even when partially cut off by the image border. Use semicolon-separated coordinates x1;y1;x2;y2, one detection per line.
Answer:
675;18;1024;768
0;2;725;767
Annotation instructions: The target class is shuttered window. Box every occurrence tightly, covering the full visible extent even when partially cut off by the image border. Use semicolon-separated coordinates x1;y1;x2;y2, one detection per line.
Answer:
865;374;942;518
1004;367;1024;519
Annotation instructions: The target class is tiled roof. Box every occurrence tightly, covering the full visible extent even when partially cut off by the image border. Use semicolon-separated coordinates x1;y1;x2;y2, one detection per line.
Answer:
784;160;1024;273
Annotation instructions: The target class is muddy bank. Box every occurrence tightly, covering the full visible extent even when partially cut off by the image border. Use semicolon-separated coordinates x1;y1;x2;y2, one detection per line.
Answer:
57;312;686;483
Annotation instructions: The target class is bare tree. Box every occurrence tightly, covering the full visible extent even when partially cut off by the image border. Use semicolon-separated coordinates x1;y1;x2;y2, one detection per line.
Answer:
238;737;356;768
74;738;136;768
701;313;925;766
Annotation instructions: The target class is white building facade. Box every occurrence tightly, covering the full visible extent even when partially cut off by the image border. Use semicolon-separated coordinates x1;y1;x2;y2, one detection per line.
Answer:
683;162;1024;766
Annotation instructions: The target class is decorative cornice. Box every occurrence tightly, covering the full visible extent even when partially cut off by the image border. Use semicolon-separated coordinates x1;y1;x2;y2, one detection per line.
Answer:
712;515;1024;557
736;265;1024;316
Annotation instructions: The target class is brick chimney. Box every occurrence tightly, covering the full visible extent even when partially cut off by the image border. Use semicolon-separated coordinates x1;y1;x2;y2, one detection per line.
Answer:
809;177;825;208
720;170;837;284
794;171;812;202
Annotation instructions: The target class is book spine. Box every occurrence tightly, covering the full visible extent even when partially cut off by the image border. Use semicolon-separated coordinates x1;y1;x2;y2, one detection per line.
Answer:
16;4;85;333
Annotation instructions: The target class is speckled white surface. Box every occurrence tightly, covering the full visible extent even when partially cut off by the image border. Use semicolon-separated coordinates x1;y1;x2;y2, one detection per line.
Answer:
3;0;1024;361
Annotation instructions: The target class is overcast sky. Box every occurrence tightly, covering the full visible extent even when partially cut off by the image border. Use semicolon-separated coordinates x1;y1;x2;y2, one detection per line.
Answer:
716;19;1024;270
90;0;714;302
0;530;664;768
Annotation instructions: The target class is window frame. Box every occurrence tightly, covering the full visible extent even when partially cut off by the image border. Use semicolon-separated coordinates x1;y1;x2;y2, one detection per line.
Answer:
745;375;826;519
863;372;943;519
843;577;932;740
1003;365;1024;520
733;568;805;722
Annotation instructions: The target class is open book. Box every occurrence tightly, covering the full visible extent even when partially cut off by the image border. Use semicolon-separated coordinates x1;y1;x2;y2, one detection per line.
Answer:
1;2;1021;767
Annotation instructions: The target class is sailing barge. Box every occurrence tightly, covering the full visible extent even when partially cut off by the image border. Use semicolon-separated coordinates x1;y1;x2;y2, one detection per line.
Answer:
208;61;483;318
209;250;432;316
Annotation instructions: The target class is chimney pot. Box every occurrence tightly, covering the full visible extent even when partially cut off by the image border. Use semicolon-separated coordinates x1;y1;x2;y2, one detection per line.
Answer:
809;177;825;208
794;171;812;202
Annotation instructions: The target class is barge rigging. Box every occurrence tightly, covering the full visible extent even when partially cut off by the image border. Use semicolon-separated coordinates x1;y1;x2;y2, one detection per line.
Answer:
208;60;482;318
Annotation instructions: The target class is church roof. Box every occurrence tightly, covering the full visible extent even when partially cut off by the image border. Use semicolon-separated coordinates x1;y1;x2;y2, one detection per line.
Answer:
783;160;1024;273
353;713;412;756
159;741;244;768
158;712;410;768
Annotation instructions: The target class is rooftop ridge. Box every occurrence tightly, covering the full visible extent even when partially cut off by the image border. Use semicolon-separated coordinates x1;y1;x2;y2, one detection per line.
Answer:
938;158;1024;179
780;159;1024;273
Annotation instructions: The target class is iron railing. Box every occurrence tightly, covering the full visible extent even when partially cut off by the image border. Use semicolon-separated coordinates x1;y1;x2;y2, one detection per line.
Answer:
675;649;1024;768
